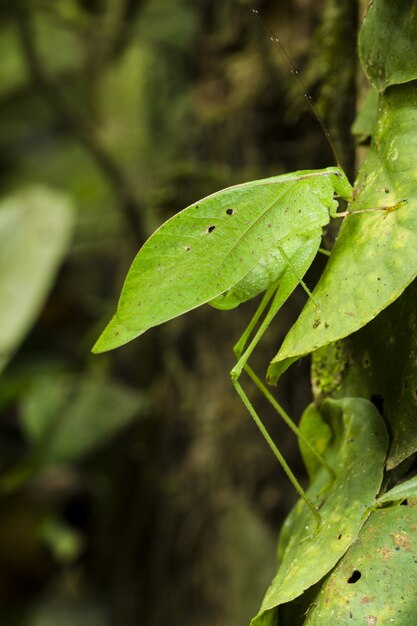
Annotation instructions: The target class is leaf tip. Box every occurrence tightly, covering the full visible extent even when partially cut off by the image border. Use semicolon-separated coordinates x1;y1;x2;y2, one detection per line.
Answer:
92;314;138;354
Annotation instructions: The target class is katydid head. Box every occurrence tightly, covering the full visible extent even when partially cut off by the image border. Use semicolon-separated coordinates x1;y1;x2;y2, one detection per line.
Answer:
324;167;352;203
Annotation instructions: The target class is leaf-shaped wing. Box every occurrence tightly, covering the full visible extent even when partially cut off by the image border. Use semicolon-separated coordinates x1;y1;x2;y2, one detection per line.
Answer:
94;167;348;353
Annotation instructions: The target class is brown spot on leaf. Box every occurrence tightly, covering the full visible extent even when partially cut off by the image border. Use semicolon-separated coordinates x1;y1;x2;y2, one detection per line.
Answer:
378;547;393;561
391;531;412;551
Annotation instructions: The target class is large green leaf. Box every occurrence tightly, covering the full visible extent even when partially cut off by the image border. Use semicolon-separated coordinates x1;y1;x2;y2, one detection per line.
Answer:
268;82;417;385
311;279;417;470
359;0;417;91
0;187;74;373
301;501;417;625
93;167;351;353
251;397;388;625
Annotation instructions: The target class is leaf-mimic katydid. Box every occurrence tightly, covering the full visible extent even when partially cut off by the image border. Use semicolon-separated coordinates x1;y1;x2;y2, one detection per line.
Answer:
92;6;402;531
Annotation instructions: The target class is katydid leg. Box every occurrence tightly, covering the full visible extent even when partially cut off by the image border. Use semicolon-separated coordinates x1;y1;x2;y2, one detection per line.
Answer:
231;373;322;531
229;238;330;530
330;198;407;218
277;243;319;307
231;239;320;380
233;282;278;359
244;364;335;479
232;283;335;479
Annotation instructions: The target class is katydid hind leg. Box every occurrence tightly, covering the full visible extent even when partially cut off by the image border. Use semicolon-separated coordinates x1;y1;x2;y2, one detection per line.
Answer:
229;232;327;530
233;282;278;360
244;364;335;481
231;374;322;532
231;231;322;380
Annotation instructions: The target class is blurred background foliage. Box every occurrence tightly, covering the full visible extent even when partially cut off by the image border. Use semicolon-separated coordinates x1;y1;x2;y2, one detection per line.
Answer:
0;0;356;624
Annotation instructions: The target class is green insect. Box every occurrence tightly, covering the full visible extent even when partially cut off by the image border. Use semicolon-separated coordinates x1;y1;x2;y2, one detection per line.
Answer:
92;10;401;531
92;170;357;529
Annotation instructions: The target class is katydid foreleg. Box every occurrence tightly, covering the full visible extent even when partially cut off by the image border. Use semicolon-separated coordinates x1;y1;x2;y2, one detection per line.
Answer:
232;282;279;359
231;230;322;380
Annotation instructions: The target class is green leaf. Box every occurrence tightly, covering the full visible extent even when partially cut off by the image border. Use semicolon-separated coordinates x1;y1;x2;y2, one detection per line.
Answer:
377;476;417;506
93;167;351;353
301;501;417;624
251;397;388;625
359;0;417;91
0;186;74;373
351;86;379;143
268;82;417;385
311;279;417;470
20;374;146;466
297;403;332;482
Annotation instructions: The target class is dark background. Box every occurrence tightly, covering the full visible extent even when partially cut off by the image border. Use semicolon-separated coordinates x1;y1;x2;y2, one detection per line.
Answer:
0;0;357;624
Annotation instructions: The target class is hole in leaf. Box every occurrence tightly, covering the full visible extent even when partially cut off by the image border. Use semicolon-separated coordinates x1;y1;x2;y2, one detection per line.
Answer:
347;570;361;584
401;499;408;506
226;208;234;215
337;534;342;540
184;246;190;251
206;225;216;234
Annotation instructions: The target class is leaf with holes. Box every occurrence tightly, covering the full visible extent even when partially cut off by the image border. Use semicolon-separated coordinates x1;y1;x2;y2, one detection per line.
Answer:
250;397;388;626
93;167;352;353
298;501;417;625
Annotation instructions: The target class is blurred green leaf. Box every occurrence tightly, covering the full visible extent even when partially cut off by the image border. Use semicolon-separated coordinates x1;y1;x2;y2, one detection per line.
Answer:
0;186;74;373
97;43;149;175
40;515;84;564
33;8;84;77
0;25;28;98
20;373;147;466
137;0;197;51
